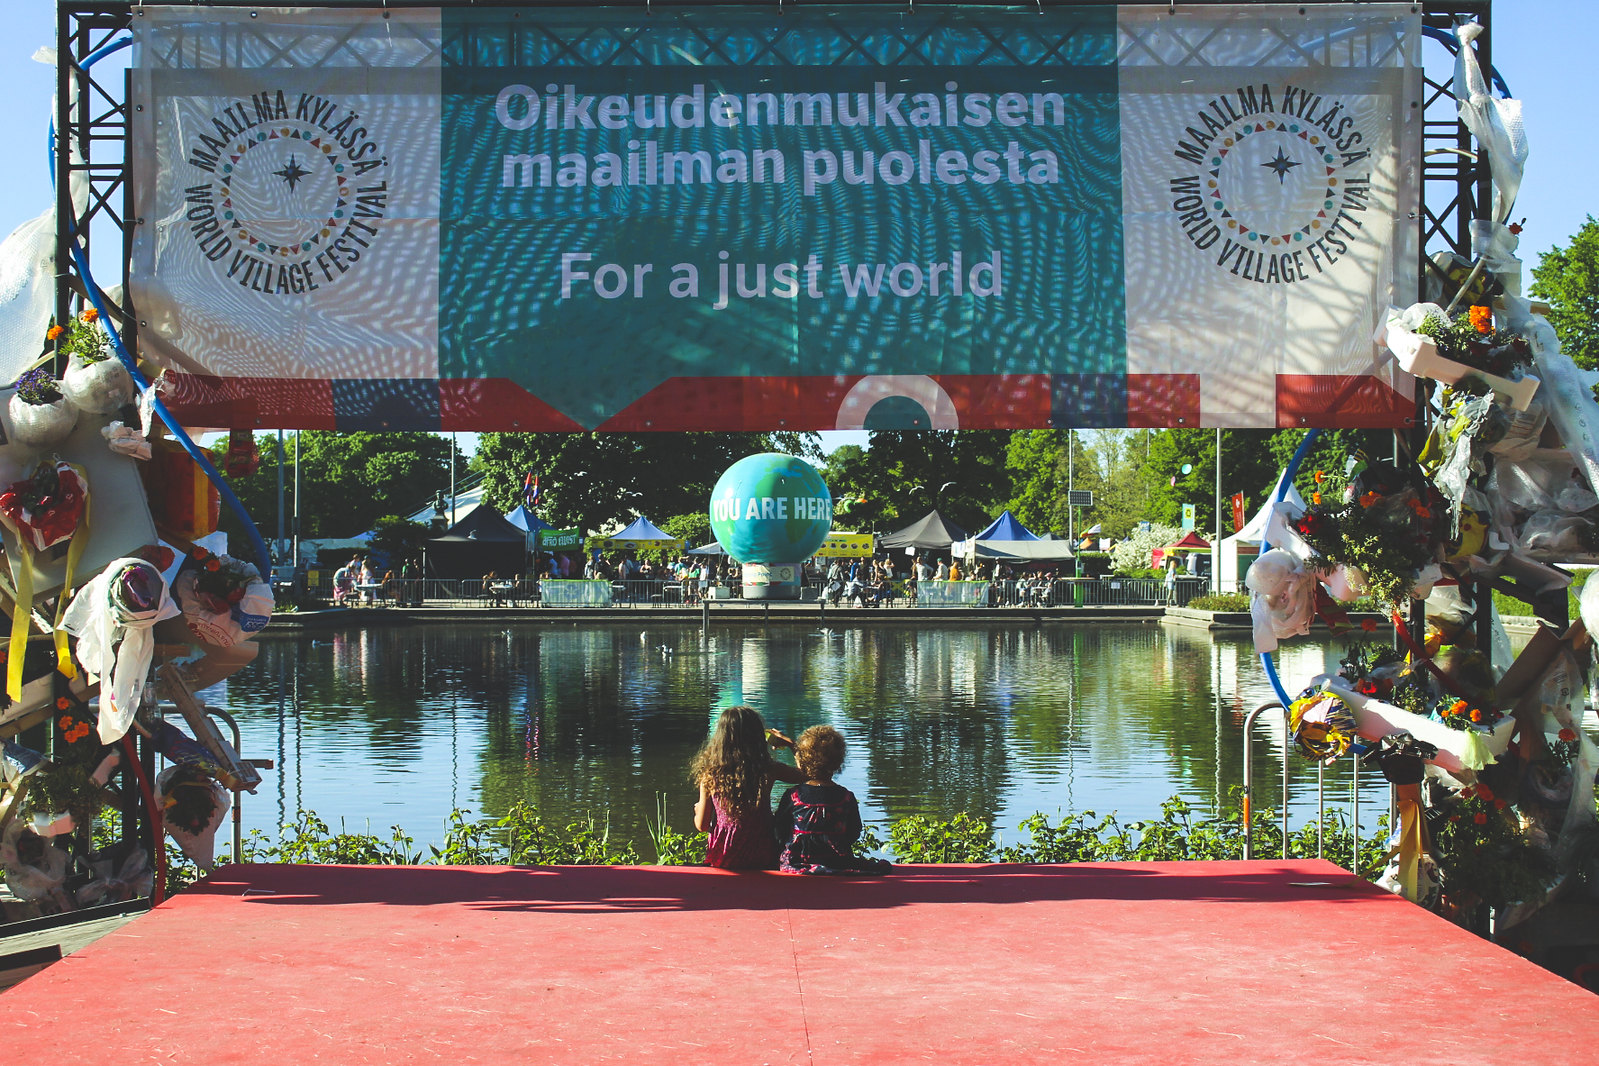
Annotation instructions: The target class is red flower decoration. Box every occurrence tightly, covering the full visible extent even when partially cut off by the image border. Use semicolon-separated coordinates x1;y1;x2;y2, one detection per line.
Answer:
55;696;69;710
1360;618;1378;632
1559;728;1577;742
58;714;72;730
1477;785;1494;801
205;558;220;572
1473;812;1488;825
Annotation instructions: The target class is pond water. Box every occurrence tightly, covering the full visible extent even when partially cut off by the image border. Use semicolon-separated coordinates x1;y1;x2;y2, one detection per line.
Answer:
209;621;1387;853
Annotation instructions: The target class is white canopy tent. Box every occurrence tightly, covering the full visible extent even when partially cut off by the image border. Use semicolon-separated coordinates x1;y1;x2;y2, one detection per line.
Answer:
1218;474;1308;592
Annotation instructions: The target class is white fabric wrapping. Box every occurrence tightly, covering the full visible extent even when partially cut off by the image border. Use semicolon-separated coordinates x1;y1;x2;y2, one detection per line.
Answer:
1245;548;1316;654
63;558;179;744
1453;23;1527;222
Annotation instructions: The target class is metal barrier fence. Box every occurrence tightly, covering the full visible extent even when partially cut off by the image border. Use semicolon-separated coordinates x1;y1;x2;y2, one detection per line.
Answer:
1241;699;1389;871
289;575;1220;609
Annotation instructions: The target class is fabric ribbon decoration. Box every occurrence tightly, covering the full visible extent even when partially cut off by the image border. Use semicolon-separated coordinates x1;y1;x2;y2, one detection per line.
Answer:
1244;548;1316;654
0;460;90;699
1365;734;1440;904
62;558;178;744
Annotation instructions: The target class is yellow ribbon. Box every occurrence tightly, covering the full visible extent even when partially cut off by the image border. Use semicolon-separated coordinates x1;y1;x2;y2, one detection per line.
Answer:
52;481;89;680
4;538;31;702
0;462;90;699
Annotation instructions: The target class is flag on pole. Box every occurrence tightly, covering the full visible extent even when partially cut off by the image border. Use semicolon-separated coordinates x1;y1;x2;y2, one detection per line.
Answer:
524;473;541;510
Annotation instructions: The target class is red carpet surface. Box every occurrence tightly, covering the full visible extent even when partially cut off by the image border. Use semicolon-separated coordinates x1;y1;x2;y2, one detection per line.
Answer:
4;860;1597;1064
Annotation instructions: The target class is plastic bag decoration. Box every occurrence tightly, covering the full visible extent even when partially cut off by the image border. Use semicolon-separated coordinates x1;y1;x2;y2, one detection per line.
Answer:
1288;690;1360;764
170;549;273;649
0;460;89;698
155;764;230;870
62;558;177;744
1244;548;1315;653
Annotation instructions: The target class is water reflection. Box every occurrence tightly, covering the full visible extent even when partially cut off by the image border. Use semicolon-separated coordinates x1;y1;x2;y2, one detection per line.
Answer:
213;622;1386;850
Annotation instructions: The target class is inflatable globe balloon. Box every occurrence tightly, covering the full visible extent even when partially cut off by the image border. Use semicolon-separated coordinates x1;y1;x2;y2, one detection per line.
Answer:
709;454;833;565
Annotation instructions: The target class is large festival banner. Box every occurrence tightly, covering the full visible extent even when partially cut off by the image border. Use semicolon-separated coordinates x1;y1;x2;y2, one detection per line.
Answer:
129;4;1420;433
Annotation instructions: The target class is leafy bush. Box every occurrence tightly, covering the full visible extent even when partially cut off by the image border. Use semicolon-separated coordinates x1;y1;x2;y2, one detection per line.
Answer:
888;813;997;863
1184;593;1250;612
154;795;1392;897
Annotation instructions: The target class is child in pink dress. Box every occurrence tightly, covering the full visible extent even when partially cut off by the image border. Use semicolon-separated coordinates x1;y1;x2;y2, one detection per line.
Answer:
691;706;801;869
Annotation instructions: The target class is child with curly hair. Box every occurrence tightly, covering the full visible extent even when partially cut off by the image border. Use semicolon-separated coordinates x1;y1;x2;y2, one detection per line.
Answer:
775;725;892;875
691;706;802;869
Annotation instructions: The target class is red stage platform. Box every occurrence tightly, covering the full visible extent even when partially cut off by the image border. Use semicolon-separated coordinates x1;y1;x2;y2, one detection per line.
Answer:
4;860;1597;1063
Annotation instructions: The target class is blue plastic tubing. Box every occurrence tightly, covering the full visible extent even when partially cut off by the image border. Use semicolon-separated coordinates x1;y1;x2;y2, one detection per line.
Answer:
51;35;271;575
1258;428;1323;708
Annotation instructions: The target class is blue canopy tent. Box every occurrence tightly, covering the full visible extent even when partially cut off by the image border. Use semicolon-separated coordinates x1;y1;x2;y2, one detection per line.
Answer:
504;505;555;534
973;510;1040;541
603;516;683;553
504;505;556;553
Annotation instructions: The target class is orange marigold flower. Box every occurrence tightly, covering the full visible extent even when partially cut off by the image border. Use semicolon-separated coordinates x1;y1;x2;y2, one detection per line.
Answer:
1314;470;1325;484
58;715;72;729
1474;812;1488;825
1359;491;1380;508
56;696;70;710
1559;728;1577;742
205;558;220;572
80;307;99;323
1312;492;1322;505
1449;700;1468;716
46;325;63;341
1469;305;1492;333
1470;709;1482;722
1360;618;1378;632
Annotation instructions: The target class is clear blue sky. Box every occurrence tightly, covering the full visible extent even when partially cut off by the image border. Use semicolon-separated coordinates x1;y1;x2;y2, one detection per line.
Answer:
0;1;1587;449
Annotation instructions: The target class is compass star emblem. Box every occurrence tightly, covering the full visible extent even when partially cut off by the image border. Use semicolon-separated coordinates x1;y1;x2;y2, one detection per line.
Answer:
1260;147;1301;184
273;154;311;192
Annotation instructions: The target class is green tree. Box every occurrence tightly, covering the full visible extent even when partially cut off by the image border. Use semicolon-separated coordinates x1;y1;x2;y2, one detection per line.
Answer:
1077;430;1157;539
216;431;461;545
861;430;1011;533
1005;430;1068;535
1530;216;1599;369
471;432;816;536
366;516;431;570
659;512;710;549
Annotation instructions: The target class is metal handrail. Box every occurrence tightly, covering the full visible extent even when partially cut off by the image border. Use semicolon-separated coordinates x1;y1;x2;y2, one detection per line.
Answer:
1240;700;1290;861
1241;698;1367;871
197;706;274;864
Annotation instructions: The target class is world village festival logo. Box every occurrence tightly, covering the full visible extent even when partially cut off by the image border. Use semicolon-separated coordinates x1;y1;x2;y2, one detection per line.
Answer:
179;90;389;295
1166;83;1374;285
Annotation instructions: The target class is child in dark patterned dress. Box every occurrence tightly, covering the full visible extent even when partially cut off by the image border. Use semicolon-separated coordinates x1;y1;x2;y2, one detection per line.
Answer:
692;706;802;869
775;726;892;875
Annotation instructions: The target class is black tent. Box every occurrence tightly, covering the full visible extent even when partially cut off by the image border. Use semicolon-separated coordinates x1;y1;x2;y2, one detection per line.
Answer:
878;510;968;551
426;506;528;579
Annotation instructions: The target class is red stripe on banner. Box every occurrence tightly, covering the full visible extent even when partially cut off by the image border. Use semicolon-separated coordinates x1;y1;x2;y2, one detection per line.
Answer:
600;375;1057;432
1126;375;1201;427
1277;374;1416;429
598;377;853;432
160;375;337;430
440;380;587;432
936;376;1053;428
